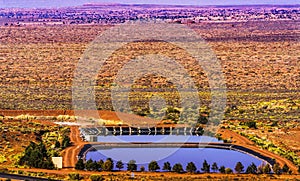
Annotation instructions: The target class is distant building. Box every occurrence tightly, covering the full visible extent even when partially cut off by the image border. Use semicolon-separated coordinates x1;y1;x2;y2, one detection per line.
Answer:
52;157;63;169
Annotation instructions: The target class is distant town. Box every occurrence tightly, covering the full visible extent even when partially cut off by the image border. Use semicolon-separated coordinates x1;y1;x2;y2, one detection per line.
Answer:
0;4;299;25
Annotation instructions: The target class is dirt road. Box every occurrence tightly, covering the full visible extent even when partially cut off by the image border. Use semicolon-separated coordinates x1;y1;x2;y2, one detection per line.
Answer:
61;126;86;168
219;129;298;173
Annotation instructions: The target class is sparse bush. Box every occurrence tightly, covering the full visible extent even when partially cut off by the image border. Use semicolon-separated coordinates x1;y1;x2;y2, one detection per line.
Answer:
201;160;210;173
219;166;225;174
163;162;171;172
90;174;104;181
102;158;114;171
116;160;124;171
172;163;184;173
75;158;85;170
186;162;197;173
127;160;137;171
262;164;271;174
273;163;281;175
246;162;257;174
148;161;160;172
225;168;233;174
234;162;244;173
245;121;257;129
282;164;290;174
68;173;82;180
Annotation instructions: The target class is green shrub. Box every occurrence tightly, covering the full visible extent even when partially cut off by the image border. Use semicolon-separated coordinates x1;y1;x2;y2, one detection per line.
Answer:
0;155;7;164
18;142;55;169
225;168;233;174
245;121;257;129
90;174;104;181
68;173;82;180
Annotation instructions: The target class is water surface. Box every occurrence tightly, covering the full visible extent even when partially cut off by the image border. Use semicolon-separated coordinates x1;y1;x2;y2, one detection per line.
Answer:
86;147;264;171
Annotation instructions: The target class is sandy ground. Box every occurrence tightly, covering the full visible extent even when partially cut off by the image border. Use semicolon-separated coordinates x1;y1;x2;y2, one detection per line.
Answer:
1;110;298;175
218;129;298;173
7;168;300;181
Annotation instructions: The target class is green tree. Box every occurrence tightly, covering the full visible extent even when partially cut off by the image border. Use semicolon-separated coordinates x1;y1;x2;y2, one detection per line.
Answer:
31;149;43;167
225;168;233;174
282;164;290;174
85;159;94;171
186;162;197;173
42;159;55;169
163;162;172;172
263;164;271;174
90;174;104;181
98;160;104;171
127;160;137;171
38;142;47;158
273;163;281;175
245;121;257;129
172;163;184;173
92;161;101;171
102;159;113;171
219;166;226;174
246;162;257;174
62;135;71;148
211;162;219;173
54;140;61;148
148;161;160;172
107;158;114;170
140;166;145;172
18;141;54;169
234;162;244;173
116;160;124;171
201;160;210;173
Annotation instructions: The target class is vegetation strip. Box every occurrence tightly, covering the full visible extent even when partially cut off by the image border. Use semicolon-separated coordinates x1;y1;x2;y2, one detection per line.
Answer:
0;172;60;181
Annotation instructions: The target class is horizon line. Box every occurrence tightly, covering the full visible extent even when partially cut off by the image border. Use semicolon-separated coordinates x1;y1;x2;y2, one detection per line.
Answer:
1;2;299;9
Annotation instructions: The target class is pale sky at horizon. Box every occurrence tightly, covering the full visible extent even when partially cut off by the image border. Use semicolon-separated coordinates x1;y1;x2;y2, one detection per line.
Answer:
0;0;299;8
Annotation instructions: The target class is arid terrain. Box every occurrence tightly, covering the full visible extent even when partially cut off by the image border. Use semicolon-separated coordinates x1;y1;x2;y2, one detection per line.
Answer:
0;113;300;180
0;3;299;181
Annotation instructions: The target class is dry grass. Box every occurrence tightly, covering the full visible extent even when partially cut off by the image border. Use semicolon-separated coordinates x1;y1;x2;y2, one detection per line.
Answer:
0;21;298;110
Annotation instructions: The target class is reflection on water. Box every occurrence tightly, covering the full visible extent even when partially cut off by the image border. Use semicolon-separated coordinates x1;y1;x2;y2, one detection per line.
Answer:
86;147;264;171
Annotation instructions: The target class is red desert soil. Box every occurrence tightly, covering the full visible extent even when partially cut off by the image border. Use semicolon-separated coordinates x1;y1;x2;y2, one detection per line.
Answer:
8;168;300;181
218;129;298;173
61;126;86;169
0;110;298;173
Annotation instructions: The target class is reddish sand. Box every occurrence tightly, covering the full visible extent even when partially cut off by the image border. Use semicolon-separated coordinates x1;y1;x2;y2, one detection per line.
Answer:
0;110;298;173
61;126;86;169
219;129;298;173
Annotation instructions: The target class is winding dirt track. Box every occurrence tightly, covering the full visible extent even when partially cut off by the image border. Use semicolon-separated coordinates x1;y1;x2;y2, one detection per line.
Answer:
219;129;298;173
61;126;86;169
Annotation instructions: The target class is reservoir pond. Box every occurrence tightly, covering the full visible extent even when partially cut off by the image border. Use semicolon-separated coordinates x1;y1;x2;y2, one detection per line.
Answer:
85;135;265;171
